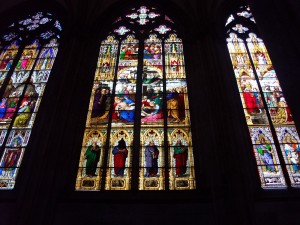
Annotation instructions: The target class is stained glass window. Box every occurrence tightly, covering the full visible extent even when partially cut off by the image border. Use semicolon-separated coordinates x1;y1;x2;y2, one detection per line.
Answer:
76;6;195;191
0;12;61;189
226;5;300;188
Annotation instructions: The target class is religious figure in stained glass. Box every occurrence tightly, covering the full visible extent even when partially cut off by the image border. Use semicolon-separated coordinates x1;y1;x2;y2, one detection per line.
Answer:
144;140;159;177
284;135;300;173
85;140;101;177
173;139;188;176
112;138;128;177
256;136;276;173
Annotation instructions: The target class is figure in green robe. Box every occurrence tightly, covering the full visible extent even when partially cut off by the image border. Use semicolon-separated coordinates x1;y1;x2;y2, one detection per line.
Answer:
85;141;101;177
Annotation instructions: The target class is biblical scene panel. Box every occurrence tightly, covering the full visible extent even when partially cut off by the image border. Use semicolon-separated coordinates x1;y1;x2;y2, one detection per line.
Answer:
111;94;135;125
0;147;24;190
246;34;295;125
76;129;106;191
139;128;165;190
106;129;133;190
119;43;138;61
255;65;276;79
275;126;300;187
168;128;195;190
0;41;19;88
117;66;137;86
259;78;281;92
141;97;164;125
115;81;136;95
144;44;162;60
142;65;163;85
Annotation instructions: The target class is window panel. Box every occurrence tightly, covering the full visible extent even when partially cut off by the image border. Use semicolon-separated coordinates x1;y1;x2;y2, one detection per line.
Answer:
105;129;133;190
168;128;195;190
139;128;165;190
0;41;19;88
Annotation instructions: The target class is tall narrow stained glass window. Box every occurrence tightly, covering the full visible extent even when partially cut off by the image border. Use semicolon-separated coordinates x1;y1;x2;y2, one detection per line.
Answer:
226;6;300;188
76;6;195;191
0;12;62;189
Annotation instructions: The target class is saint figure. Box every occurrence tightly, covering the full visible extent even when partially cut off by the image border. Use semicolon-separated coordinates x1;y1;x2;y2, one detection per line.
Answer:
85;140;101;177
112;138;128;176
257;138;276;172
173;139;188;176
144;140;159;177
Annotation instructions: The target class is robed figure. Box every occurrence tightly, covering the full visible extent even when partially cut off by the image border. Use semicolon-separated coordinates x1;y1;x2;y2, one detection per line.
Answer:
0;149;22;175
284;136;300;173
144;140;159;177
173;140;188;176
112;138;128;176
91;88;107;118
85;141;101;177
257;138;276;172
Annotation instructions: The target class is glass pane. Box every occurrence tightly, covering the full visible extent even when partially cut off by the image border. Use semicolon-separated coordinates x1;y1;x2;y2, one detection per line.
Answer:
168;128;195;190
139;128;165;190
105;129;133;190
0;41;20;88
75;129;106;191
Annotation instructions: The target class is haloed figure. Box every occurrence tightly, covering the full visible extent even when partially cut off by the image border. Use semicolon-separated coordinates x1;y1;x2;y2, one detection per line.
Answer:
144;140;159;177
173;139;188;176
85;140;101;177
113;138;128;177
257;138;276;172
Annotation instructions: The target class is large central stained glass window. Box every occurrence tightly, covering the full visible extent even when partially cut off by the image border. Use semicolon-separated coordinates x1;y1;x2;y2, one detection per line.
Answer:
76;6;195;190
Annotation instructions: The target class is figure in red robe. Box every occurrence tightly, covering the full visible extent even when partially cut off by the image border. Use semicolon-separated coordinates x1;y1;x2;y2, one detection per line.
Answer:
243;88;257;113
1;149;21;172
112;138;128;176
173;139;188;176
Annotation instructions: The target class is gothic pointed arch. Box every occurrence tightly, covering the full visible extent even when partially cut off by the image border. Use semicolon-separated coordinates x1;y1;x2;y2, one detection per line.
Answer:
76;5;196;191
0;11;62;189
226;5;300;188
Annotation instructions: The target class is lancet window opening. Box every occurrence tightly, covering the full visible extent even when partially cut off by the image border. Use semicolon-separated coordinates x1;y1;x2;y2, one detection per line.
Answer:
0;12;61;189
226;5;300;188
76;5;196;191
